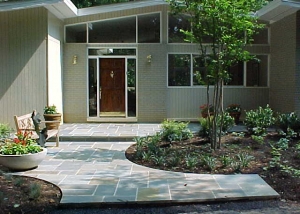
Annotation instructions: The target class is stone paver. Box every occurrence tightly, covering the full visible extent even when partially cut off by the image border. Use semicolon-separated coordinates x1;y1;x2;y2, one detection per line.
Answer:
11;123;279;205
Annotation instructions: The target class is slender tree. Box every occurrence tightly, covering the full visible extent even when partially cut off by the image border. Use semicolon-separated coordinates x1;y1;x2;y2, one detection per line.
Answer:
168;0;267;150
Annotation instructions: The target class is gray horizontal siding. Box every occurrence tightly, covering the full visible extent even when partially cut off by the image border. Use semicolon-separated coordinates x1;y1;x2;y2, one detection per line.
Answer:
167;87;270;120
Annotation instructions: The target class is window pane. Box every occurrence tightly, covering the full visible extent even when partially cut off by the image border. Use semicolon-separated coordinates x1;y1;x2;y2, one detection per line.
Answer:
65;24;87;43
193;55;207;85
246;55;268;87
138;13;160;43
253;28;268;44
89;17;136;43
168;14;191;43
88;49;136;56
227;62;244;86
127;59;136;117
88;59;97;117
168;54;191;86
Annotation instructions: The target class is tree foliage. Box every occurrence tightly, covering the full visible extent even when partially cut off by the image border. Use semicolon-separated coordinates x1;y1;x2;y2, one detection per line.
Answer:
70;0;134;8
168;0;268;150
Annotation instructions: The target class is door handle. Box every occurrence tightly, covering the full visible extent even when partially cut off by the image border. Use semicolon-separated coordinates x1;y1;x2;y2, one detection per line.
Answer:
99;87;102;99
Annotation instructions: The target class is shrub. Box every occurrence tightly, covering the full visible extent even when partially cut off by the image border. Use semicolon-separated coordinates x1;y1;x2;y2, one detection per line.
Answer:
199;117;211;137
161;120;193;142
0;123;12;141
217;112;235;133
244;105;275;135
199;112;234;137
275;112;300;133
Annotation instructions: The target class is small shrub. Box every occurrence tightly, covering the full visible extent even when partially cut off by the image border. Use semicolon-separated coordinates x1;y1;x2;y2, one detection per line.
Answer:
217;112;235;133
199;117;211;137
142;151;152;161
161;120;193;142
231;161;241;172
29;183;41;200
185;155;198;169
220;155;233;167
274;138;289;150
13;177;24;187
251;135;265;144
244;105;275;135
201;155;216;171
0;123;12;140
151;155;165;166
236;153;254;168
168;155;181;167
275;112;300;133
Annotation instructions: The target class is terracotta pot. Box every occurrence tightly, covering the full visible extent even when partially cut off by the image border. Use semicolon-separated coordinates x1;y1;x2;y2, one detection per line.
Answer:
201;112;214;118
229;112;241;124
0;148;47;170
43;113;61;130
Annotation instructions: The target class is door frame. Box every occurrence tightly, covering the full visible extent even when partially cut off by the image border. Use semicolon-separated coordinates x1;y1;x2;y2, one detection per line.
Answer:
87;52;137;122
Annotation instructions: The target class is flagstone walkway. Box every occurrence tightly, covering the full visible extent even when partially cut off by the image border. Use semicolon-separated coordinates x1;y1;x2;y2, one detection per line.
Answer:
13;123;278;206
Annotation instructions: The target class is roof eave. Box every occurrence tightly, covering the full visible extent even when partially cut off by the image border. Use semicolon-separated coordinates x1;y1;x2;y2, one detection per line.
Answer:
257;0;300;23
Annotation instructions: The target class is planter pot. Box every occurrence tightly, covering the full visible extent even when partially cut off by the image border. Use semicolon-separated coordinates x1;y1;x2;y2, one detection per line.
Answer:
0;148;47;171
43;113;62;130
201;112;214;118
229;112;241;124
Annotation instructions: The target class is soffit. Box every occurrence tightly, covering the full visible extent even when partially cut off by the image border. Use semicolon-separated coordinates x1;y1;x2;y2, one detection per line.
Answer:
257;0;300;23
0;0;77;19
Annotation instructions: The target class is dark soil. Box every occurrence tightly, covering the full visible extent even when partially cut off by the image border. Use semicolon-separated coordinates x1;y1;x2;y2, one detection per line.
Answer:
125;133;300;202
0;168;61;214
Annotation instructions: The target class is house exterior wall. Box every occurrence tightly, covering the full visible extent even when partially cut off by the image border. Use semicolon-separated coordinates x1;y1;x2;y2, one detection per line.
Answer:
269;13;296;113
47;11;64;117
63;44;87;123
63;4;271;123
0;8;48;126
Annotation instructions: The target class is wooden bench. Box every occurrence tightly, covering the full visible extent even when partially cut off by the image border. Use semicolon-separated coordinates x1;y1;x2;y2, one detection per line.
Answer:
14;112;60;147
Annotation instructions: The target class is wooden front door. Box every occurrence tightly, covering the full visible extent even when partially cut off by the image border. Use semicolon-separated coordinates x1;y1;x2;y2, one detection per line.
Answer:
100;58;125;114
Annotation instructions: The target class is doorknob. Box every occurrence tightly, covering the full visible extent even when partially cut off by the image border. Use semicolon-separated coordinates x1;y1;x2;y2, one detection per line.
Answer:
110;71;114;78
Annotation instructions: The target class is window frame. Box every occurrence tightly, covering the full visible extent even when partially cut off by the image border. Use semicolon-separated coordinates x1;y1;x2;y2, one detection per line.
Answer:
64;12;162;44
167;53;269;88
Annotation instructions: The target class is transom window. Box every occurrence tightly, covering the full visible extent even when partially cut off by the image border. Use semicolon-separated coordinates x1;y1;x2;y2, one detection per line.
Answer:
168;54;268;87
65;13;160;43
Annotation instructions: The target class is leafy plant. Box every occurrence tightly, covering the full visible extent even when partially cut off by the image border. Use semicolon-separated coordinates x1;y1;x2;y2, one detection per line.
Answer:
236;153;254;168
44;105;58;114
13;177;24;187
201;155;216;171
168;155;181;167
226;104;241;113
141;151;152;161
217;112;235;133
251;135;265;144
161;120;193;142
199;117;211;137
29;183;41;200
244;105;275;135
0;123;12;140
151;155;165;166
220;155;233;167
185;155;198;169
274;138;289;150
275;112;300;133
0;131;42;155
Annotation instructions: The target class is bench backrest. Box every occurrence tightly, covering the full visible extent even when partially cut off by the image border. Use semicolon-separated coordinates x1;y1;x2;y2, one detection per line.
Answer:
14;113;35;132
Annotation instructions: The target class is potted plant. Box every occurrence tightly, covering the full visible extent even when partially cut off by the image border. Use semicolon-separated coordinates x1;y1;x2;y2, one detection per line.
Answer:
200;104;214;118
226;104;242;124
43;105;61;130
0;130;47;170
